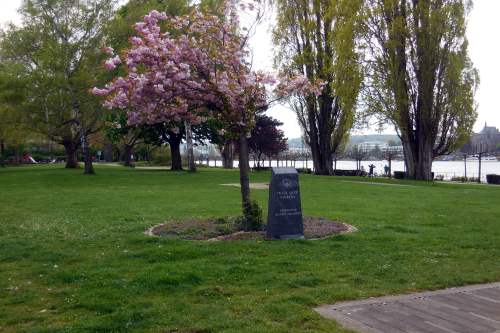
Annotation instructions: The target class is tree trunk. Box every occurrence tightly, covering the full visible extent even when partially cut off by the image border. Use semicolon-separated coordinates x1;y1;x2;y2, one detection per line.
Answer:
463;154;467;179
238;132;251;212
388;158;392;178
478;152;482;184
306;95;335;175
169;132;183;171
0;140;5;167
63;140;79;169
400;131;434;181
256;152;263;169
185;121;196;172
401;138;414;179
309;135;333;175
81;133;94;175
305;96;324;175
415;134;433;180
319;134;333;175
104;141;114;162
221;141;234;168
14;145;21;164
122;144;133;167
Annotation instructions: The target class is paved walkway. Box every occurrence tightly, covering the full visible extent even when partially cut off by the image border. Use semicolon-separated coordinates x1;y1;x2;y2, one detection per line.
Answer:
315;282;500;333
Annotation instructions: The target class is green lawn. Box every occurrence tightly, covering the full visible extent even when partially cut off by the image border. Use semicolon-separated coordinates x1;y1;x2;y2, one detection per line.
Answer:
1;165;499;332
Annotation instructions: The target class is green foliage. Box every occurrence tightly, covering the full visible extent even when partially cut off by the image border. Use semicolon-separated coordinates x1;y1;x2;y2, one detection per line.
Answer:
0;65;37;150
364;0;478;178
273;0;363;174
151;146;172;165
450;176;479;183
106;0;191;54
236;200;264;232
0;0;115;148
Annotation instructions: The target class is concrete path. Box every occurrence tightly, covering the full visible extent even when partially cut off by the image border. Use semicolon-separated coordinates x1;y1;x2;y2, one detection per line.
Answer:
315;282;500;333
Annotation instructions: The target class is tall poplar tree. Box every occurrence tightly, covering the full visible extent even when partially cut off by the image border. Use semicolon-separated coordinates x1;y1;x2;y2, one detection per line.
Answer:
273;0;363;175
364;0;478;180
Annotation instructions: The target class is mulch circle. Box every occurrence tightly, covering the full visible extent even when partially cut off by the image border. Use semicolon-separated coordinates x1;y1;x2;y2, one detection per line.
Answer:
146;216;356;241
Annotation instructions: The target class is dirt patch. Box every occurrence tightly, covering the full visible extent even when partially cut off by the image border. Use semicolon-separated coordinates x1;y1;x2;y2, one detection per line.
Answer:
303;216;356;239
146;216;356;241
220;183;269;190
208;231;266;241
145;218;236;240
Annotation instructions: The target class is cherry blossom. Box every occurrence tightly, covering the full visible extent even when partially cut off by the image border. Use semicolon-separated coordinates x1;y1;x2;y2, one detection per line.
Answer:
93;4;322;132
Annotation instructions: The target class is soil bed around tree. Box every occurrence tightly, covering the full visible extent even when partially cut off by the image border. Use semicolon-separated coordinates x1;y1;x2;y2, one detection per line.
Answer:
146;216;357;241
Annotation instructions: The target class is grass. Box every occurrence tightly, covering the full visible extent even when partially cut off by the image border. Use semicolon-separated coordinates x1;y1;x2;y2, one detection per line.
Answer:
0;165;499;332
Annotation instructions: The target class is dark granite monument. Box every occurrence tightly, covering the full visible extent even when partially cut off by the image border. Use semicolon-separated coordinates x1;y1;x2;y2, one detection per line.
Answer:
267;167;304;239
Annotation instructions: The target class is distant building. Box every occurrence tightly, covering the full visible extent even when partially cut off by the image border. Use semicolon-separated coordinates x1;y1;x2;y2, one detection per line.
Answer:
480;122;499;136
467;123;500;152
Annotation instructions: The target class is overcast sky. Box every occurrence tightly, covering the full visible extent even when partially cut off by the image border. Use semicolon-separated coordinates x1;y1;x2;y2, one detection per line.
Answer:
1;0;498;139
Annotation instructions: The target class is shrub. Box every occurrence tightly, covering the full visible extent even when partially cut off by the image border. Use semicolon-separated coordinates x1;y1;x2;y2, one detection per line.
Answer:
333;169;366;177
151;146;172;166
393;171;406;179
394;171;435;180
434;174;444;181
214;217;229;225
451;176;479;183
252;166;271;172
296;168;312;174
236;200;263;231
486;174;500;185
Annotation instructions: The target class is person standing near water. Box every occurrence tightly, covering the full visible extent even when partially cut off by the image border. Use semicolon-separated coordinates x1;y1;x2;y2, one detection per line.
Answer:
369;164;376;177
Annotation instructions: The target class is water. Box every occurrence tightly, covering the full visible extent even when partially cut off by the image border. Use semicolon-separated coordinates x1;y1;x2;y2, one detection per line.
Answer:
202;159;500;182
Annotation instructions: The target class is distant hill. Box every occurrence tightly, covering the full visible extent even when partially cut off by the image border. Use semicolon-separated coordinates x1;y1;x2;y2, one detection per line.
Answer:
348;134;401;145
288;134;401;148
287;138;306;148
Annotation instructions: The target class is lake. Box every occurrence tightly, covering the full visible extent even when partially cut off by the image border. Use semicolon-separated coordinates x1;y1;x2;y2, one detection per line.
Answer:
205;159;500;182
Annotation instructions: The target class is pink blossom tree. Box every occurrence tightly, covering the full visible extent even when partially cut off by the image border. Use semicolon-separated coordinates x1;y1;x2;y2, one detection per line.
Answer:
93;6;321;225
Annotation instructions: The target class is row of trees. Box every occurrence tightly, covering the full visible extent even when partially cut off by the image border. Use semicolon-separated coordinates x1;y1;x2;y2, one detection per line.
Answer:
0;0;479;221
0;0;479;181
0;0;267;223
0;0;285;172
273;0;478;180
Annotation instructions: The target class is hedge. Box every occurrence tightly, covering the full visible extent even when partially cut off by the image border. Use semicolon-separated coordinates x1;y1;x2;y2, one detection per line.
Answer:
486;174;500;185
333;169;367;177
393;171;435;180
393;171;406;179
